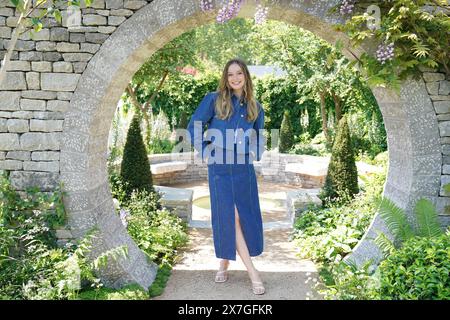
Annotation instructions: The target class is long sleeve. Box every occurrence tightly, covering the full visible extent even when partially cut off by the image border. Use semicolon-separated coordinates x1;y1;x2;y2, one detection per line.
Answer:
186;92;215;159
250;102;266;161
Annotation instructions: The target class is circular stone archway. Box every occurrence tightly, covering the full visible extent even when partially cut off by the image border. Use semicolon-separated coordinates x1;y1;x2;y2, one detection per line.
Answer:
60;0;442;288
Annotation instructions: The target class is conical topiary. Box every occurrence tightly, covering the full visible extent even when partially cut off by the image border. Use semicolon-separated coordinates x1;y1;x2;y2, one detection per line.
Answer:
120;114;154;202
279;110;294;153
320;115;359;204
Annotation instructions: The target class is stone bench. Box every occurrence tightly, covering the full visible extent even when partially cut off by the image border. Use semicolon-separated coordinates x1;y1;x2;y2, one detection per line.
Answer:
284;162;328;188
150;161;188;174
154;185;193;222
286;190;322;224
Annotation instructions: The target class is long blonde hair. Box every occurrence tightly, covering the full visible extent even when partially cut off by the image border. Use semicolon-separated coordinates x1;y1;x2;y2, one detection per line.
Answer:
214;58;259;122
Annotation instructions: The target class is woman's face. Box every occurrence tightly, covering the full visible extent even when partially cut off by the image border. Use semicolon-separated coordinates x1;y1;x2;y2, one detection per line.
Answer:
227;63;246;92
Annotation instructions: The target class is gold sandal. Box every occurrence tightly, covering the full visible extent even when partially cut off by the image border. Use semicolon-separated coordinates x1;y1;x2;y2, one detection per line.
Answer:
215;270;228;283
251;281;265;295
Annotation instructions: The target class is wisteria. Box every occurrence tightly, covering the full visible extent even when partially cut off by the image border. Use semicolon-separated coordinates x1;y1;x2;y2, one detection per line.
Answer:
217;0;244;24
199;0;214;12
376;42;395;64
254;4;269;25
340;0;355;15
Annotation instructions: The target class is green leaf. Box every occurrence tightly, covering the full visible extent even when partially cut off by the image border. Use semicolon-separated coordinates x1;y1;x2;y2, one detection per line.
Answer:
376;196;414;242
414;198;443;238
53;9;62;24
374;231;396;258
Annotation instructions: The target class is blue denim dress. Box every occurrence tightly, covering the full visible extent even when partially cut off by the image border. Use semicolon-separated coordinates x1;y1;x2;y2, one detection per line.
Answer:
187;91;266;260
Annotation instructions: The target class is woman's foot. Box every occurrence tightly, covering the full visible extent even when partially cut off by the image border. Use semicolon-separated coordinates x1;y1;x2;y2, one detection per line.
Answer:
215;260;230;283
248;269;265;295
251;281;265;295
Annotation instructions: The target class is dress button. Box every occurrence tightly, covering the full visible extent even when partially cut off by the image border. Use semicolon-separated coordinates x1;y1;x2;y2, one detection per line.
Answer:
238;141;242;144
241;114;243;117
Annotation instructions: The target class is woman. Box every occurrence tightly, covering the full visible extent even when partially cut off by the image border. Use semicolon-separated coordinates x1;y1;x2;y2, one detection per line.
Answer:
187;58;266;295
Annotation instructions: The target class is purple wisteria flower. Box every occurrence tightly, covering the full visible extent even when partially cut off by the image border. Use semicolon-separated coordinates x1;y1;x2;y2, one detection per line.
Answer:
376;42;395;64
340;0;355;15
119;208;130;228
254;4;269;25
200;0;214;12
216;0;244;24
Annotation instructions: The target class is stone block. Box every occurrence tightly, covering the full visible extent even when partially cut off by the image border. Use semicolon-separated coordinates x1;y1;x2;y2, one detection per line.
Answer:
56;92;72;101
434;101;450;114
0;118;6;132
4;60;31;71
438;121;450;137
83;14;107;25
85;32;109;43
30;119;63;132
42;51;62;61
80;43;100;54
105;0;123;9
41;73;81;91
70;33;85;43
11;111;33;119
20;132;61;151
19;51;43;61
9;171;59;191
31;61;52;72
0;160;22;170
25;72;40;90
124;0;146;10
6;151;30;161
23;161;60;172
50;27;69;41
56;42;80;52
108;15;126;25
0;133;20;150
32;151;60;161
21;90;57;100
426;82;439;95
440;80;450;95
7;119;28;133
36;41;56;51
20;98;46;111
47;100;70;112
0;91;21;111
110;9;134;16
53;61;73;73
61;52;93;62
423;72;446;82
0;72;26;90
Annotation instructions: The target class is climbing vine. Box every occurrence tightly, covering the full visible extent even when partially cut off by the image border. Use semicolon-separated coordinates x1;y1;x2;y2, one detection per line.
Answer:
200;0;450;90
333;0;450;90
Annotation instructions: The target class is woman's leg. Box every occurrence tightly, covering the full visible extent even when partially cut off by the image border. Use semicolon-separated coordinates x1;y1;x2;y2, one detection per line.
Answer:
234;205;263;284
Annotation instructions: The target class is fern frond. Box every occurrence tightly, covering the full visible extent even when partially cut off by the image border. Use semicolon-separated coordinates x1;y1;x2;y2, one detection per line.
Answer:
414;198;443;238
376;196;414;242
92;245;129;270
374;231;396;259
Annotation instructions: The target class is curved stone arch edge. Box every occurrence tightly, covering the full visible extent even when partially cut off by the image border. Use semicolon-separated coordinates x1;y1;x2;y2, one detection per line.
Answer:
58;0;442;288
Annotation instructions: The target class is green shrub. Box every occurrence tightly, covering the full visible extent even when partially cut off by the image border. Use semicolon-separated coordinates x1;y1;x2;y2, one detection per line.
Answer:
320;116;359;205
279;110;294;153
0;173;128;300
124;189;188;266
149;264;172;298
318;261;381;300
77;284;149;300
120;114;154;204
291;164;386;264
378;234;450;300
148;138;176;154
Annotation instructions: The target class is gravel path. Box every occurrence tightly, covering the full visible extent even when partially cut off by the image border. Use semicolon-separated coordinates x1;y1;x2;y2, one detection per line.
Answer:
153;227;323;300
